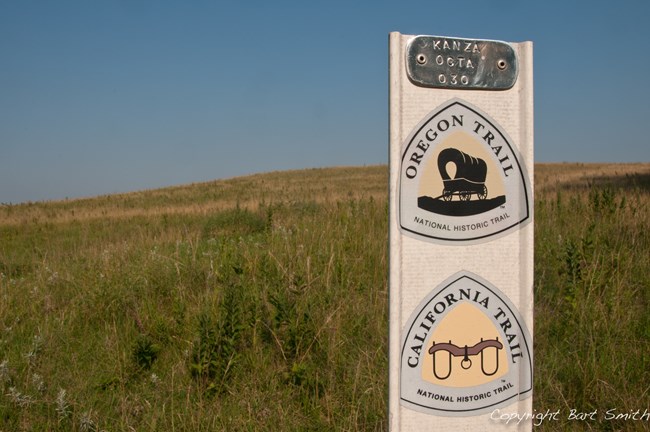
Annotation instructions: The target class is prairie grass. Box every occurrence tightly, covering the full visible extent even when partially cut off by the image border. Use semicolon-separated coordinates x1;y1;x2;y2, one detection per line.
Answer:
0;166;387;431
534;163;650;431
0;163;648;431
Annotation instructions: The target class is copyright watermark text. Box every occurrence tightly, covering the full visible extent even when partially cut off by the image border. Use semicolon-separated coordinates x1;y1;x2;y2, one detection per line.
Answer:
491;408;650;427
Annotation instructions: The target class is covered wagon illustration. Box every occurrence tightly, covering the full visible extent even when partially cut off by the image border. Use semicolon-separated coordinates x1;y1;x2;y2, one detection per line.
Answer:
437;148;488;201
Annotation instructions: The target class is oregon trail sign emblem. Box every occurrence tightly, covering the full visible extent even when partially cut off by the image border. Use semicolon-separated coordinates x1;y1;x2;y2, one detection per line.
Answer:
399;99;530;244
400;271;532;416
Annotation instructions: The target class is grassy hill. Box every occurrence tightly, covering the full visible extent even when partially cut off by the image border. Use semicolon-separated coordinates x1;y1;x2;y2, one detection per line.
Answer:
1;163;649;431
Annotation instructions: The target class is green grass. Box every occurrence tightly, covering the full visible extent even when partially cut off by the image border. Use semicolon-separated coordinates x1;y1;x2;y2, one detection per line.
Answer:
533;165;650;431
0;167;388;431
0;164;649;431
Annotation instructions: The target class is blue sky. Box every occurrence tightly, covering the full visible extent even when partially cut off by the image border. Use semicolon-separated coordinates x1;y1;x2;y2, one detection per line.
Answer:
1;0;649;203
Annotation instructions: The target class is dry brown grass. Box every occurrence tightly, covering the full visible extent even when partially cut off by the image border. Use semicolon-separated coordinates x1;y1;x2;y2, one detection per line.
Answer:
4;163;648;227
536;163;650;197
0;166;388;226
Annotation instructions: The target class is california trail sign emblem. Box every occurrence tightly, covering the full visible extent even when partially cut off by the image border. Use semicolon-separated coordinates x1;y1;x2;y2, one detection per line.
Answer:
399;99;531;244
400;271;532;416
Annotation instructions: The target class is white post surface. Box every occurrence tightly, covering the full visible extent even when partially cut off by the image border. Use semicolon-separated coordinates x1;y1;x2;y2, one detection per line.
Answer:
389;32;534;431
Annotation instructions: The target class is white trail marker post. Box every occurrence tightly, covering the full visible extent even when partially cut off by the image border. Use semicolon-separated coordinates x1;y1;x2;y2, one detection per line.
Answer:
389;33;534;431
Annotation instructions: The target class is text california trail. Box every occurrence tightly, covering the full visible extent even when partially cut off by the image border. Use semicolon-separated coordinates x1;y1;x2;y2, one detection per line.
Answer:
405;286;523;369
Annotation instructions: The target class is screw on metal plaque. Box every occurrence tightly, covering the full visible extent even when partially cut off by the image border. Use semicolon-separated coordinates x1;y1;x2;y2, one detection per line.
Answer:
406;36;518;90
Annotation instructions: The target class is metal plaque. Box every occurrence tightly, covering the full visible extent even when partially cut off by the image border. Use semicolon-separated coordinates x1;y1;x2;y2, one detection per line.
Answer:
406;36;518;90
